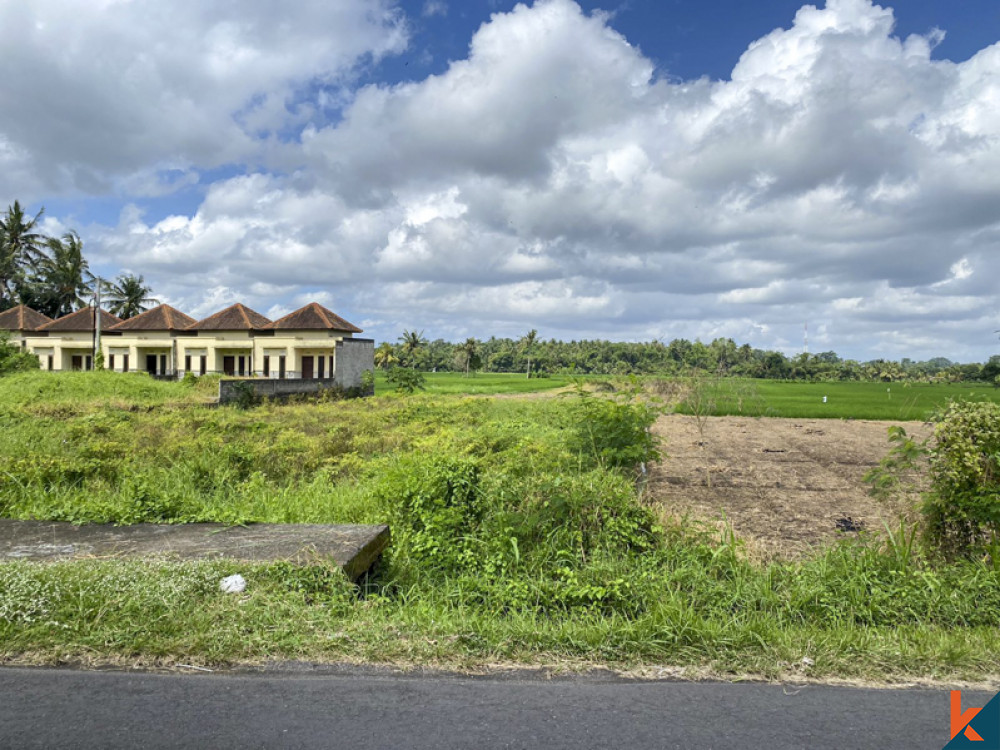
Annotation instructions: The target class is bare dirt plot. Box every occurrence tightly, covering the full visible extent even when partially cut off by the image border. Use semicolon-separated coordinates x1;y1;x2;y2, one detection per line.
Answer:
646;415;933;559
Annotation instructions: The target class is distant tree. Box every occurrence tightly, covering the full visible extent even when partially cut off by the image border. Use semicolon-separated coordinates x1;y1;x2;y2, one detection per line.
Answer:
398;329;427;369
104;273;159;319
981;355;1000;383
456;337;481;377
374;342;397;370
0;201;46;310
520;329;537;379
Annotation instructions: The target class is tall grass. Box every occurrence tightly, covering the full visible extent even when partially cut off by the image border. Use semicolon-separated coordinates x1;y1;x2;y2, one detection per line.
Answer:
1;371;999;680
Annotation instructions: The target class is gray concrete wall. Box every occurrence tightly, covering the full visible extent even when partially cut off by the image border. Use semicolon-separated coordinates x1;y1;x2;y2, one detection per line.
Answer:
333;338;374;391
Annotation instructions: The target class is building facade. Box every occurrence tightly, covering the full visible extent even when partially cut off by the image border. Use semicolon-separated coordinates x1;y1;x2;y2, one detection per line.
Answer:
3;301;374;389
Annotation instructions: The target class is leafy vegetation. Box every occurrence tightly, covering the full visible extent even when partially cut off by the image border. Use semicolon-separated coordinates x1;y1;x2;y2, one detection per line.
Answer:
0;200;159;320
371;333;999;384
1;371;999;681
924;402;1000;558
0;333;39;377
385;366;426;393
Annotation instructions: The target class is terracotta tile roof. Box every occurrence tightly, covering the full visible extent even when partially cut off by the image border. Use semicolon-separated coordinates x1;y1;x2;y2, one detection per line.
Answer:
0;305;54;332
263;302;363;333
186;303;272;331
37;307;122;332
107;304;196;332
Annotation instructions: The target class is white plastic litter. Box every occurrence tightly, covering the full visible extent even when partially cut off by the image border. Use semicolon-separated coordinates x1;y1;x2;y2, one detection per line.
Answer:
822;396;827;403
220;574;247;593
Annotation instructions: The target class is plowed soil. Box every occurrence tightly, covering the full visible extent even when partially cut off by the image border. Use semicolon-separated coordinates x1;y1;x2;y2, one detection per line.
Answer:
646;415;933;559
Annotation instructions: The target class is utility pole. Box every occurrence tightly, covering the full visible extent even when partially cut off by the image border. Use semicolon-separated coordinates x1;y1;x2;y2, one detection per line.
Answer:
94;277;102;368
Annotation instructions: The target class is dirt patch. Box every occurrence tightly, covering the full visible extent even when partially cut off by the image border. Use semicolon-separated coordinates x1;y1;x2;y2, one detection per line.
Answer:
646;415;933;559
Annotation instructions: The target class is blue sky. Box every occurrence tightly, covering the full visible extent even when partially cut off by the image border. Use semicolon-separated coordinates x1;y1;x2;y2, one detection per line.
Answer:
1;0;999;360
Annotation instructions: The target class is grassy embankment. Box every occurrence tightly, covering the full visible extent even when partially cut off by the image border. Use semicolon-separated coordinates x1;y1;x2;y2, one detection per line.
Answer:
1;370;998;683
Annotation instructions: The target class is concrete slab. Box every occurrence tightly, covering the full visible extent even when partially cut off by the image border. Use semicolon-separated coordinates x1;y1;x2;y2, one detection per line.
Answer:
0;521;389;582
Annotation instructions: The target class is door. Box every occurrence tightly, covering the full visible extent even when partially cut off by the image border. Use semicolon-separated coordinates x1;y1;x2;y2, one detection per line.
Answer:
317;357;325;379
223;356;236;376
301;356;314;380
71;355;83;371
146;354;157;374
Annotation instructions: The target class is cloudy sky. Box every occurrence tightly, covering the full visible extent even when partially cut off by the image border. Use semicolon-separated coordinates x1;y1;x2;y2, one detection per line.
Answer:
2;0;999;361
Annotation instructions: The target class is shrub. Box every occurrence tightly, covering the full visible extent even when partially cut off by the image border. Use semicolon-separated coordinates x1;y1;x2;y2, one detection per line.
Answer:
228;380;260;410
867;401;1000;559
386;366;425;394
923;401;1000;558
566;380;662;471
0;332;39;376
378;453;482;574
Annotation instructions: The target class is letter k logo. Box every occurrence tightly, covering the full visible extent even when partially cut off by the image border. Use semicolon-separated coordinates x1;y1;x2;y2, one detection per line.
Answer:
953;691;985;742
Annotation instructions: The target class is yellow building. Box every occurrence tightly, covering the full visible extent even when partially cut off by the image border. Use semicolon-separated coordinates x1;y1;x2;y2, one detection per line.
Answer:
21;307;123;371
5;300;373;387
180;303;271;377
256;302;364;379
103;304;197;376
0;305;53;351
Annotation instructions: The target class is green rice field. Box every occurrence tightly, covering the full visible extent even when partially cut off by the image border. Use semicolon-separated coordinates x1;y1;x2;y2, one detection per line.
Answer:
676;378;1000;421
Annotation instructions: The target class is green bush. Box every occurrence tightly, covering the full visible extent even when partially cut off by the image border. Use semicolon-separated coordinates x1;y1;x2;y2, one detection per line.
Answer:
386;366;425;393
0;333;39;376
228;380;260;410
566;381;662;471
378;453;483;574
924;401;1000;558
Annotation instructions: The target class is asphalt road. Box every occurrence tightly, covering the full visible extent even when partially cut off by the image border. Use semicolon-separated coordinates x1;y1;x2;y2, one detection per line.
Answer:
0;666;992;749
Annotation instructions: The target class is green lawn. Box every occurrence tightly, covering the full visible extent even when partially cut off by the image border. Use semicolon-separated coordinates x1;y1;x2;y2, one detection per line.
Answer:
676;379;1000;420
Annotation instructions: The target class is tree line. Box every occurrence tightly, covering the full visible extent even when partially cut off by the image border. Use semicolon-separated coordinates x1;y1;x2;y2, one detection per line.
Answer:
0;201;159;319
377;329;1000;384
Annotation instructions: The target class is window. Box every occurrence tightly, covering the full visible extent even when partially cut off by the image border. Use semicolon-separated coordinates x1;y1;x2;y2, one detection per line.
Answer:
200;356;206;376
47;355;53;370
109;355;115;371
263;356;270;377
278;355;286;379
317;357;325;379
185;355;191;373
123;354;129;372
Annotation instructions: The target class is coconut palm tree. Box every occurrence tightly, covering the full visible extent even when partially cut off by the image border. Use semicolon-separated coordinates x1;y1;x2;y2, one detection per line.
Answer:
458;337;480;377
374;342;397;370
398;329;427;369
39;232;94;317
104;273;159;319
0;201;46;309
520;329;537;379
